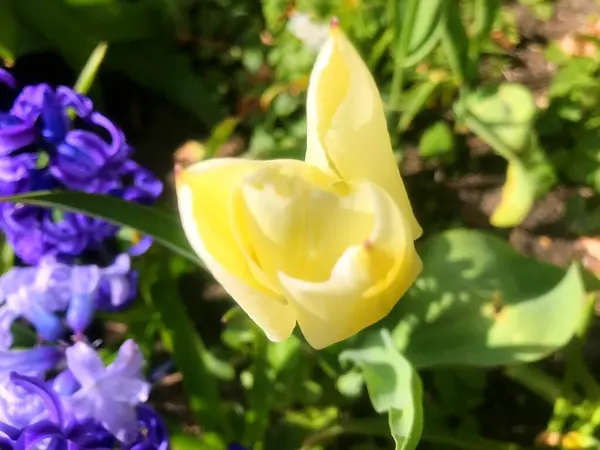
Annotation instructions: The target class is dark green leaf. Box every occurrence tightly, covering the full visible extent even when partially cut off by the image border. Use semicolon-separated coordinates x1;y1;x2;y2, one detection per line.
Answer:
0;191;201;265
140;255;227;435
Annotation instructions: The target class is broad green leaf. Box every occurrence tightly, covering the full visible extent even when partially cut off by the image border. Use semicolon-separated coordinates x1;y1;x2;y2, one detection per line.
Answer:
0;191;201;265
10;1;220;126
386;229;587;368
340;330;423;450
456;83;546;226
67;2;162;42
108;40;222;126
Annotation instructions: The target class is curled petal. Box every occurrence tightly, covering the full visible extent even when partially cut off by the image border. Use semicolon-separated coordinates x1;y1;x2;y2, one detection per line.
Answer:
90;112;127;162
0;113;36;156
277;181;421;348
56;86;93;118
52;370;80;396
0;347;62;375
66;266;101;334
105;339;144;380
305;26;421;239
10;372;63;425
176;158;297;342
0;69;15;88
51;131;108;189
65;343;104;388
41;89;68;145
10;84;51;121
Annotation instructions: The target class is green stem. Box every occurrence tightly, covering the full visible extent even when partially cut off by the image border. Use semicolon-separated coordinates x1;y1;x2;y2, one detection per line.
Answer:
504;365;578;405
389;0;419;109
300;420;521;450
241;329;271;449
547;293;600;434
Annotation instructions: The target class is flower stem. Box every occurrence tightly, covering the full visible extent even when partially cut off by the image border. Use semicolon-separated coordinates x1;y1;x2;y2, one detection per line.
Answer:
300;419;522;450
504;364;576;405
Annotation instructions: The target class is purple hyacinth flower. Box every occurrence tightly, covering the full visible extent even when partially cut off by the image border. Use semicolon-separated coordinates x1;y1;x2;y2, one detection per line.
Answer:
124;406;169;450
0;255;133;344
228;444;248;450
52;370;80;397
0;69;15;88
0;374;46;429
0;260;72;347
6;372;115;450
65;340;150;443
0;347;61;375
0;153;37;196
66;253;133;334
0;74;162;266
0;113;36;156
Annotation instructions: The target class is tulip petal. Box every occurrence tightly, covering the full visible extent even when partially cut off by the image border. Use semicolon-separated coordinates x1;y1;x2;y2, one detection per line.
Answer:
277;181;421;349
306;27;422;239
176;158;297;341
232;160;371;286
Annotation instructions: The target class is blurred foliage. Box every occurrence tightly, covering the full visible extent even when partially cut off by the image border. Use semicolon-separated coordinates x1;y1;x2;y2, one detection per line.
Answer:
7;0;600;449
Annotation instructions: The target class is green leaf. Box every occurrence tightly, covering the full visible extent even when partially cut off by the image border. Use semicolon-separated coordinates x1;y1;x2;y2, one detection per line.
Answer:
171;433;226;450
489;160;535;227
74;41;108;95
108;40;222;126
418;121;455;159
457;83;547;226
398;80;440;131
340;330;423;450
441;3;472;83
0;191;201;265
140;255;227;435
386;229;587;368
0;0;18;64
459;84;537;158
10;1;219;126
401;0;445;67
205;118;240;158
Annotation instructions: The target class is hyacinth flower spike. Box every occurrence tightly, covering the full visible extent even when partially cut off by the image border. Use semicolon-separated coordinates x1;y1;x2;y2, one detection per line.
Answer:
8;372;113;450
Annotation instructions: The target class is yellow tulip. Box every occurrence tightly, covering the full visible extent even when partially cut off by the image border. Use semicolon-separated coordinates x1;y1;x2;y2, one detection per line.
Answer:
176;21;422;349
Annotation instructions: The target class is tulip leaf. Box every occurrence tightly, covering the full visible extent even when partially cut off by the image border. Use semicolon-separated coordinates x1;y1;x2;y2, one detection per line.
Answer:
386;229;588;368
0;191;201;266
459;84;537;158
457;83;552;227
340;329;423;450
489;160;536;227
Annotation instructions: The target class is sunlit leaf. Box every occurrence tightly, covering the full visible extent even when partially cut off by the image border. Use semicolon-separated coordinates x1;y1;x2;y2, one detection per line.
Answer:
384;229;587;368
341;330;423;450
